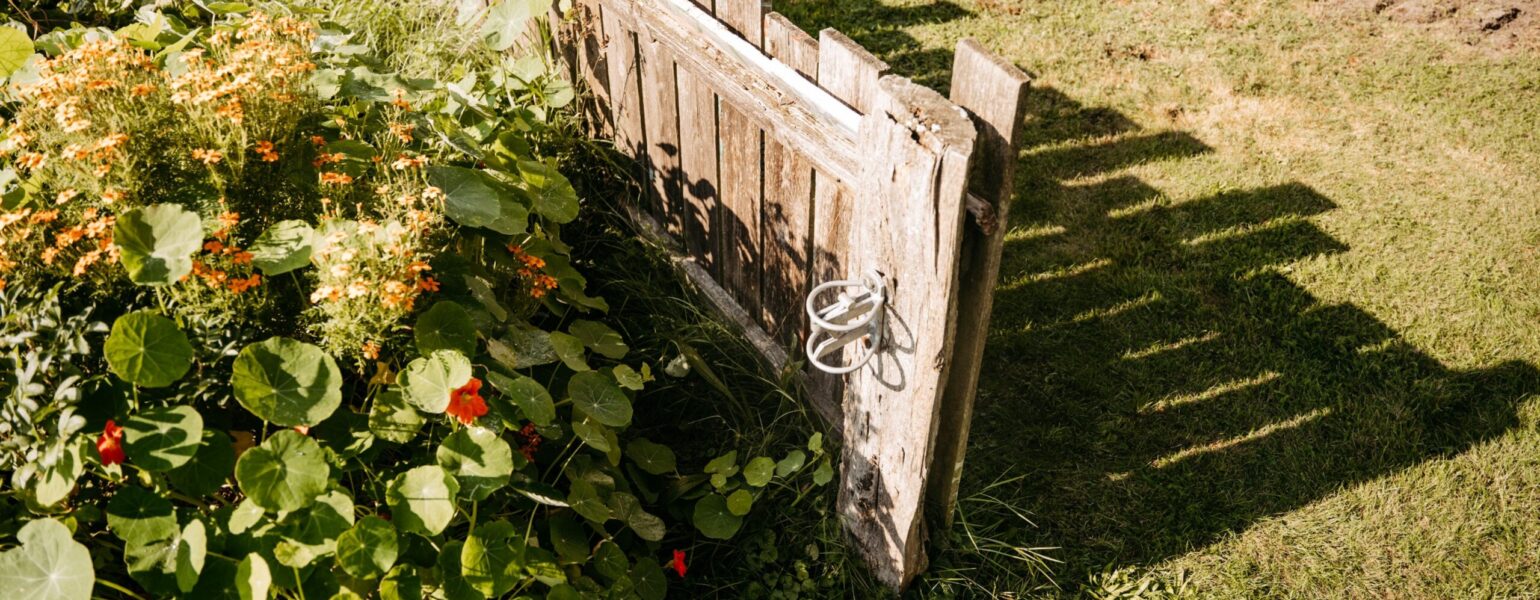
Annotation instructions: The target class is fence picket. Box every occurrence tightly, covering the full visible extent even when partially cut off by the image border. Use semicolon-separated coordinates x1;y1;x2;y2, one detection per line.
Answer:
636;28;685;237
759;13;818;348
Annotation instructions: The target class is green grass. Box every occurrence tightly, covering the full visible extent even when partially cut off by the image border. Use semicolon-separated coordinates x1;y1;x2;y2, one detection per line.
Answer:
770;1;1540;596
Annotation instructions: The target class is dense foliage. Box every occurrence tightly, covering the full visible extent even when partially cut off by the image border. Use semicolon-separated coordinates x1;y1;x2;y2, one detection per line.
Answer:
0;3;834;599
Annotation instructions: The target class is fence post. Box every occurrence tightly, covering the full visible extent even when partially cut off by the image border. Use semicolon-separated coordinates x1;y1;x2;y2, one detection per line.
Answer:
926;39;1031;529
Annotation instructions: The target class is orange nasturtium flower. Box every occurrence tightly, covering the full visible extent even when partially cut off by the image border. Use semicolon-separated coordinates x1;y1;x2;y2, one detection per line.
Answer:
96;419;125;466
446;378;488;425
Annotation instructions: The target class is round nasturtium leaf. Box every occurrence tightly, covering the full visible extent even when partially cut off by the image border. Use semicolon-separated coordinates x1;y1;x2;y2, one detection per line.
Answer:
231;337;343;427
248;220;314;276
236;553;270;600
385;465;459;536
168;430;236;497
460;519;522;597
397;350;472;414
436;426;515;501
367;390;425;444
272;491;353;569
380;564;421;600
335;516;398;580
485;371;554;427
0;27;33;80
174;520;207;593
0;518;94;600
743;456;776;488
726;489;754;517
113;204;203;286
568;320;627;359
428;165;527;235
234;430;329;513
123;405;204;472
414;300;477;357
106;485;177;546
518;160;579;224
104;311;193;388
624;438;676;475
567;371;630;428
691;494;743;540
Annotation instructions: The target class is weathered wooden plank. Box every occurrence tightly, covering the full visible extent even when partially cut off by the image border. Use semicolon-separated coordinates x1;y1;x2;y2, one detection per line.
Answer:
636;28;685;238
597;0;862;184
838;75;976;592
675;67;719;273
926;40;1031;530
600;7;646;196
562;1;613;138
759;12;818;346
804;25;889;422
715;0;763;46
718;106;762;314
816;29;888;113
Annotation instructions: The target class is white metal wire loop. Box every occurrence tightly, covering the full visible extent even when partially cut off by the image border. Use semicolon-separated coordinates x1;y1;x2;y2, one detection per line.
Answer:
804;270;886;375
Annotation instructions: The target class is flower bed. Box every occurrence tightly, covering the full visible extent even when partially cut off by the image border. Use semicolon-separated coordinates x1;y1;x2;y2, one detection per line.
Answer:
0;3;836;599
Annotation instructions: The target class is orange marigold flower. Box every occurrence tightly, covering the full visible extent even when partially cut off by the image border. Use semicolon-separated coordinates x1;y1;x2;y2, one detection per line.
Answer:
192;148;224;165
254;140;279;162
416;277;440;293
17;152;45;170
204;240;225;253
219;212;240;229
310;135;326;146
319;171;353;185
361;342;380;360
102;189;123;204
131;83;157;96
55;189;79;204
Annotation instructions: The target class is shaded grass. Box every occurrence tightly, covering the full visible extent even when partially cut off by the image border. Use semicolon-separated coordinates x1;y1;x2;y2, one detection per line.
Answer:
772;0;1540;597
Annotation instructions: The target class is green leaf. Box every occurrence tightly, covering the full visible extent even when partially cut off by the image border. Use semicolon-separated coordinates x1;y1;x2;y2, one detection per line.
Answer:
168;430;236;497
568;371;630;427
812;459;834;486
496;325;557;368
226;499;266;535
631;558;668;600
566;478;610;524
593;540;628;581
234;430;329;513
397;350;472;414
568;320;627;359
123;405;204;472
436;426;515;500
625;438;676;475
481;0;553;51
105;311;193;388
571;417;613;453
107;486;176;546
608;492;665;542
0;518;94;600
692;494;743;540
485;372;554;426
704;451;738;476
378;565;419;600
743;456;775;487
249;220;314;275
434;541;481;600
335;516;398;580
385;466;459;536
368;390;425;444
0;27;33;80
273;491;353;568
237;553;270;600
114;204;202;286
460;520;522;597
175;520;207;593
612;364;647;391
547;516;588;565
231;337;343;427
549;332;589;371
414;301;477;357
726;489;754;516
29;438;84;508
428;166;527;234
775;450;806;477
518;160;579;224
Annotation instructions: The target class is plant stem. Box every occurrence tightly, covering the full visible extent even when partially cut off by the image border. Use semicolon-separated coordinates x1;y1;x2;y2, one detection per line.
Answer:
96;578;148;600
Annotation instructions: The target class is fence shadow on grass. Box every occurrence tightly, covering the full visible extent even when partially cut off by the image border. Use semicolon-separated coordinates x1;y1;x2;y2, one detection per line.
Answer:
769;1;1540;586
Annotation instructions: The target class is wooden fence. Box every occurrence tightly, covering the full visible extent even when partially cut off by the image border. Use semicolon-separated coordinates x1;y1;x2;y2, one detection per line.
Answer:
557;0;1029;589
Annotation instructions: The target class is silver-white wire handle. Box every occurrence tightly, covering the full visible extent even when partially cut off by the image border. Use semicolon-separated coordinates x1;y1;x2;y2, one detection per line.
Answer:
804;270;886;375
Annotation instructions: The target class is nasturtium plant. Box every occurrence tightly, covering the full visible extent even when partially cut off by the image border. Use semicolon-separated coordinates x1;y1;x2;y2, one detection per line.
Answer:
415;300;478;357
436;425;517;500
569;319;628;359
234;430;329;512
104;311;194;388
0;26;33;80
568;370;631;427
248;220;315;275
386;465;460;536
167;430;236;497
122;405;204;472
486;371;555;426
429;165;528;235
231;337;343;427
0;519;94;600
398;350;473;414
335;516;398;580
693;493;744;540
113;204;203;286
106;486;178;546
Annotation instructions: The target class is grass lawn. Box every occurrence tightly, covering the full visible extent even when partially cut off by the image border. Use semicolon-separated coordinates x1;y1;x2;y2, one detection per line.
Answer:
773;0;1540;596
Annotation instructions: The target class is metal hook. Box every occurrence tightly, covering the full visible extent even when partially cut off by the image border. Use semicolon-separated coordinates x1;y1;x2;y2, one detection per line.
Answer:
804;269;886;375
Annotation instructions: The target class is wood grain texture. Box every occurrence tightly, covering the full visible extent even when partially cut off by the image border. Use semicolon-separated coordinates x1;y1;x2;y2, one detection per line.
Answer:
718;105;762;314
759;13;817;346
636;27;685;238
926;39;1031;529
675;66;719;274
715;0;764;46
805;24;889;428
838;75;976;592
598;0;863;184
816;29;888;113
600;6;647;201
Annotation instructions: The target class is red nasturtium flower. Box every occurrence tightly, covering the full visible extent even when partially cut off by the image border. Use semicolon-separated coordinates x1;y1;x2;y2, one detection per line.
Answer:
446;377;488;425
96;419;125;466
671;549;687;578
515;422;542;463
